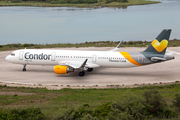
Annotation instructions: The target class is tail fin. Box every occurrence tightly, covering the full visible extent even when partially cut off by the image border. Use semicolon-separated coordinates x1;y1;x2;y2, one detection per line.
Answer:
143;29;171;55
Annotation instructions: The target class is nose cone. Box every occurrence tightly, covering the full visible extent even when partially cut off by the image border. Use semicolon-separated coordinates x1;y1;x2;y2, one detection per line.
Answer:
5;55;9;61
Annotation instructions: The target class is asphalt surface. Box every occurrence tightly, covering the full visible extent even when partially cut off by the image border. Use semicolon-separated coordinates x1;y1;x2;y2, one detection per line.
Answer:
0;47;180;88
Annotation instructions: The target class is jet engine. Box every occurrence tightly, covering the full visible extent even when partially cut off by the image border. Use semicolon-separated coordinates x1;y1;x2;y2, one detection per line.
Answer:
54;65;69;74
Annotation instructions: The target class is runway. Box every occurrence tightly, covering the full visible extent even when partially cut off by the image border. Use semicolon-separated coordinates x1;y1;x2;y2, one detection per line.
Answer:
0;47;180;89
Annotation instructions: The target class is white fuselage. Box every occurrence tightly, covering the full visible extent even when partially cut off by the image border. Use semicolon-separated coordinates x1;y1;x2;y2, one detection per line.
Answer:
5;49;137;68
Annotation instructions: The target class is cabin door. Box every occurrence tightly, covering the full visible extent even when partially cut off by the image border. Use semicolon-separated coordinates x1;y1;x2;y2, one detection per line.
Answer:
92;55;97;62
19;51;24;60
51;52;56;61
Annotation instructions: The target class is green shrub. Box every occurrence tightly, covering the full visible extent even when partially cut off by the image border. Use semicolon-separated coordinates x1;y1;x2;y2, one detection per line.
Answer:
12;44;21;47
23;43;35;47
164;109;177;118
34;46;40;48
106;0;113;3
50;0;59;4
143;90;166;117
117;0;128;2
128;41;133;45
81;114;98;120
0;108;44;120
0;110;8;120
108;90;177;119
105;0;128;3
74;104;93;118
83;0;98;4
108;111;133;120
10;108;44;120
11;0;22;3
110;95;148;120
71;0;81;4
142;90;176;118
58;0;67;4
54;108;76;120
93;102;111;118
173;93;180;111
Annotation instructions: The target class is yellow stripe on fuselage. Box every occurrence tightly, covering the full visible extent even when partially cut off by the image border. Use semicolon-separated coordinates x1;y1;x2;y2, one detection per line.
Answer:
120;52;142;66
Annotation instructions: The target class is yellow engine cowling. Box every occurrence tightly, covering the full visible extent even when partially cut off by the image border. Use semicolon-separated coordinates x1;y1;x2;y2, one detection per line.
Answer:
54;65;69;74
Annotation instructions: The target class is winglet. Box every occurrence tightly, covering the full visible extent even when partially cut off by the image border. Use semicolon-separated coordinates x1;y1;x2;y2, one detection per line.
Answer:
117;40;123;48
108;41;123;52
80;59;88;68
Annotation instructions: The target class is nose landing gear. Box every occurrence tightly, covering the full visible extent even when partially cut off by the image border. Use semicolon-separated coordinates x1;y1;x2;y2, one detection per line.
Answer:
23;64;26;71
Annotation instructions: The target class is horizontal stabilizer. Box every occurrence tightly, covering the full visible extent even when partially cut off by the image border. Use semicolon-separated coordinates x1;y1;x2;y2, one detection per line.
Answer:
165;52;174;56
151;57;166;61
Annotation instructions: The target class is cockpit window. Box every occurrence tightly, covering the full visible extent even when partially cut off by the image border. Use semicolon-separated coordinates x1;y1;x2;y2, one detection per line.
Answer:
11;53;15;56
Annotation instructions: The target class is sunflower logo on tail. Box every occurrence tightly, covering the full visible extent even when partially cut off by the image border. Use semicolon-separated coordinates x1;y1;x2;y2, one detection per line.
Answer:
151;39;168;52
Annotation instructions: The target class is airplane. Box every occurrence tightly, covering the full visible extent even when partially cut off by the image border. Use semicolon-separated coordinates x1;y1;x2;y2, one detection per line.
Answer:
5;29;174;76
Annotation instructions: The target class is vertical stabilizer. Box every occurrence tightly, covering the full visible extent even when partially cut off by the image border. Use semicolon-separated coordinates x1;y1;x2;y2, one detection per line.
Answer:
143;29;171;56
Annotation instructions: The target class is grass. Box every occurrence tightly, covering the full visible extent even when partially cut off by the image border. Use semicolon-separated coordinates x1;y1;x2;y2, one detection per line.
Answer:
104;0;160;7
0;0;160;7
0;1;90;7
0;39;180;51
0;83;180;119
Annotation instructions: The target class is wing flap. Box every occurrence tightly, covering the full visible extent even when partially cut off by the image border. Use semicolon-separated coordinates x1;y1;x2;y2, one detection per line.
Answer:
85;63;100;68
58;61;81;69
58;61;100;69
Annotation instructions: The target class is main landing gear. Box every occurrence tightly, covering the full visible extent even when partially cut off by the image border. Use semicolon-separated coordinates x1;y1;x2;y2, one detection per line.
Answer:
23;64;26;71
79;68;93;76
79;71;85;77
87;68;93;72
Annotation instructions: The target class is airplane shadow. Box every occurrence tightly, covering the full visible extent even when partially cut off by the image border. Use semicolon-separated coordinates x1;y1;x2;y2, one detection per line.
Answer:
11;67;172;79
56;68;172;79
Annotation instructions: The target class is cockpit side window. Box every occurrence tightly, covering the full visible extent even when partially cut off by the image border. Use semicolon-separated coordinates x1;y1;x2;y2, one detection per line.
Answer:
11;53;15;56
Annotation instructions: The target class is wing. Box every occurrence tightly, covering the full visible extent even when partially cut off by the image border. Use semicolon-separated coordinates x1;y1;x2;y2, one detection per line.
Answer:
58;60;100;69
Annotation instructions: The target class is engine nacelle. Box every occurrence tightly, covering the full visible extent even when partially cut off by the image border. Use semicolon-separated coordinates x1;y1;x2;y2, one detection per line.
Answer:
54;65;69;74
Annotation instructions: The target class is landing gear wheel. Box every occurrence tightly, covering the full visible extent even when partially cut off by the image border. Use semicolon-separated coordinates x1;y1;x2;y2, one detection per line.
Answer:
79;71;85;77
22;64;26;72
87;68;93;72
